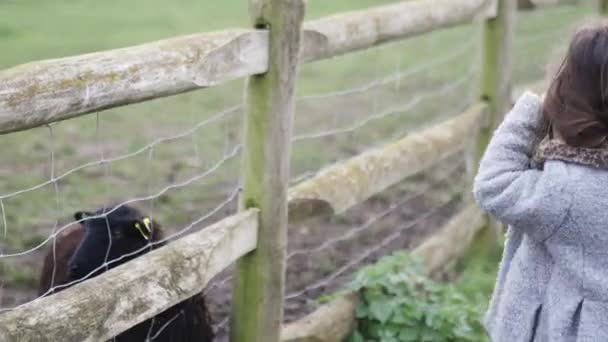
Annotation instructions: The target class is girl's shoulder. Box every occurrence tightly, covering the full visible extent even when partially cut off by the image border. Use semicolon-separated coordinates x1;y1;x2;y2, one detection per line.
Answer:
511;91;543;119
516;90;542;104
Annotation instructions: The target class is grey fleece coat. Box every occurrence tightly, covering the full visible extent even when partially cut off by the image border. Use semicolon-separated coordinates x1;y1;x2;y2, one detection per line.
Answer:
473;91;608;342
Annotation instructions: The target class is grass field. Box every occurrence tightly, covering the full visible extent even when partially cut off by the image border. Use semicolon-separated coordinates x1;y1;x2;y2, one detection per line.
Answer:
0;0;597;306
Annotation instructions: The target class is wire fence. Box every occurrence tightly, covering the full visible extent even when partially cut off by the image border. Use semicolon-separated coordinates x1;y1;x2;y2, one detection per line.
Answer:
202;28;480;339
513;3;597;87
0;2;597;341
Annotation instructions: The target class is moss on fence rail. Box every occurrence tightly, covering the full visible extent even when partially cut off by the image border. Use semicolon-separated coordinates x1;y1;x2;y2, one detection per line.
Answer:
288;103;486;217
0;211;258;342
0;0;491;135
281;203;485;342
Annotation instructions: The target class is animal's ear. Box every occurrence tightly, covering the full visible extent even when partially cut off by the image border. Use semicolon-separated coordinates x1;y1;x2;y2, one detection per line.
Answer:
74;211;94;222
133;217;153;241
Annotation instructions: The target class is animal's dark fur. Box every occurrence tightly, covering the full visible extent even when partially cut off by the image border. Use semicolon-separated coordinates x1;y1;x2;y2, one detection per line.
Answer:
38;204;214;342
38;222;84;295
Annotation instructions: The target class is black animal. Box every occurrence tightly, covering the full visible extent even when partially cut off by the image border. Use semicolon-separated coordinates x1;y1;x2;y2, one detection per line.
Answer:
38;204;214;342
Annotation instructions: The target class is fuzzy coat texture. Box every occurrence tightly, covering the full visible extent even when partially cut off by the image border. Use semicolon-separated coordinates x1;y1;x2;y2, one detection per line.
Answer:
473;91;608;342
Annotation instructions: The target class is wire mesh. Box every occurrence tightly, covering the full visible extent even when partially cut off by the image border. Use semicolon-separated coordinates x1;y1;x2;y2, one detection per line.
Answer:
513;2;597;89
205;24;481;340
0;2;594;341
0;77;244;329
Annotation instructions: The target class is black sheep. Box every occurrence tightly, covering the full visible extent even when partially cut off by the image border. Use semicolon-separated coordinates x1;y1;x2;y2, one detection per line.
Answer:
38;204;215;342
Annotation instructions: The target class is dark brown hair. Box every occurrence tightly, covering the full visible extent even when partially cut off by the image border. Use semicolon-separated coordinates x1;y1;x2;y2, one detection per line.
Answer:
543;21;608;147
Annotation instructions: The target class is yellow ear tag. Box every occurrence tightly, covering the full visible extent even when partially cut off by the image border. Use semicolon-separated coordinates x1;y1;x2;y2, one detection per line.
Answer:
134;222;150;240
142;217;152;234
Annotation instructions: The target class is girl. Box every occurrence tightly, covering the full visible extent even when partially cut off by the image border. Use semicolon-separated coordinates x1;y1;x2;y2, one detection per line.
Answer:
474;22;608;341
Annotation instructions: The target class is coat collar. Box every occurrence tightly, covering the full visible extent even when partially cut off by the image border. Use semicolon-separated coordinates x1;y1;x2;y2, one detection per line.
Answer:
533;137;608;170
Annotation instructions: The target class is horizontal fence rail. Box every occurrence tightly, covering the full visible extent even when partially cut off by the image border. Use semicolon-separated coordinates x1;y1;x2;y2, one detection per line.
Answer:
281;292;359;342
281;104;487;341
0;0;492;135
0;210;259;342
0;0;579;339
281;203;486;341
300;0;493;62
288;103;487;217
0;30;268;134
0;103;484;341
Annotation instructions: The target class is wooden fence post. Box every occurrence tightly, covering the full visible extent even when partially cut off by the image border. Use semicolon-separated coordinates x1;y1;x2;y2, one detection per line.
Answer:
479;0;515;127
470;0;516;251
230;0;305;341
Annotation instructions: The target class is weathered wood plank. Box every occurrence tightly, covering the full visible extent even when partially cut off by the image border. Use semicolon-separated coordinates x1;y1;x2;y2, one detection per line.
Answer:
411;204;485;275
280;203;485;342
0;30;268;134
230;1;305;342
288;103;487;217
281;293;359;342
0;210;259;342
0;0;493;135
479;0;516;121
300;0;494;63
475;0;516;253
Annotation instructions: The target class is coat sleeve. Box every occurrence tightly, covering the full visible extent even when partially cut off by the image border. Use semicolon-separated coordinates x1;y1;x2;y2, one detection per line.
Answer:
473;91;573;242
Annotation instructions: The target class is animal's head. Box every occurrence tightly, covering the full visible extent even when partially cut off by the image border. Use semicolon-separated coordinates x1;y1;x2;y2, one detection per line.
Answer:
67;204;161;282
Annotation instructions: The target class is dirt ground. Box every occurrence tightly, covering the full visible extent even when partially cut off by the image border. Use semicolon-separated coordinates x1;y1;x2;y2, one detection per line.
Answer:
0;153;465;342
206;157;466;341
0;70;469;340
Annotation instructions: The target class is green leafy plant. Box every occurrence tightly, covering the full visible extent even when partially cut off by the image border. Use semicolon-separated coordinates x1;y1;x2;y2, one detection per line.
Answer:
346;251;489;342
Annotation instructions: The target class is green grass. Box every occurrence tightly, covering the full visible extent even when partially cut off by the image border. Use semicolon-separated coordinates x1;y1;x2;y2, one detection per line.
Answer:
0;262;38;288
0;1;598;292
514;5;597;85
453;238;504;307
0;0;416;68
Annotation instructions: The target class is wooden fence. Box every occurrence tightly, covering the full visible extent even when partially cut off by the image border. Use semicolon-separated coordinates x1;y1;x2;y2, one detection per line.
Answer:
0;0;589;341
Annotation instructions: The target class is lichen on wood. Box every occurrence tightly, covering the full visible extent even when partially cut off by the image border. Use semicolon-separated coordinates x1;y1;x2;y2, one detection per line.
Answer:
281;293;358;342
0;0;494;135
287;198;334;223
301;0;493;62
288;103;487;216
230;0;305;341
0;210;258;342
411;204;485;275
280;203;485;342
0;30;268;134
